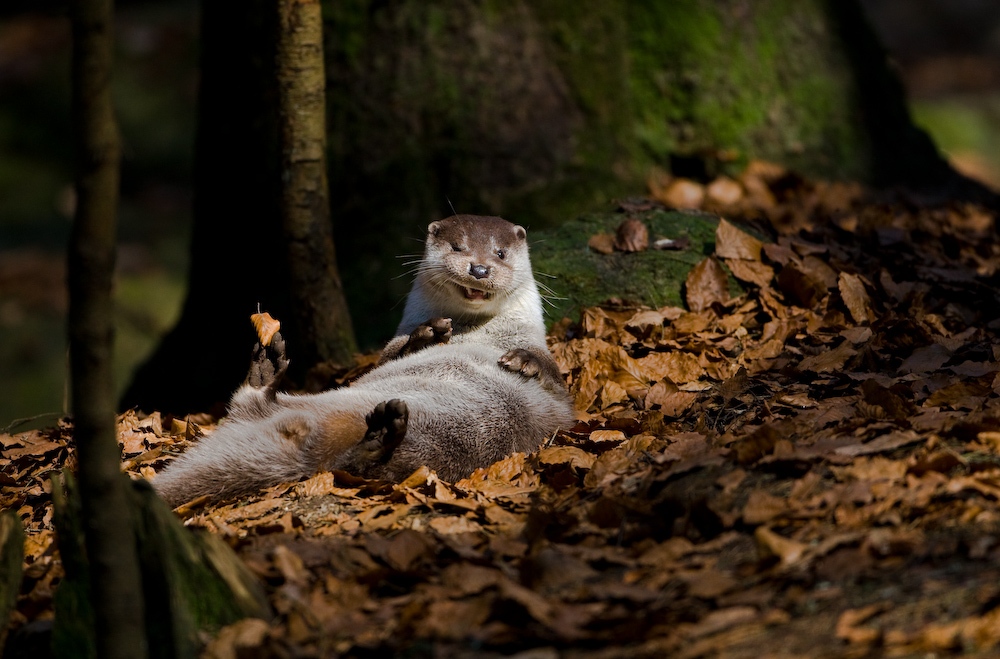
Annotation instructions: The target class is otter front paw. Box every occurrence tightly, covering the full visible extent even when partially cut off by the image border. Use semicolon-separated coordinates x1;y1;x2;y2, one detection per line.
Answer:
358;399;409;463
498;348;542;378
248;331;289;389
399;317;452;357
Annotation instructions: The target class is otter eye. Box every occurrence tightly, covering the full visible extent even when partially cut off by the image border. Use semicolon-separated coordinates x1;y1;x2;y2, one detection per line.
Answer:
451;243;463;252
497;249;506;260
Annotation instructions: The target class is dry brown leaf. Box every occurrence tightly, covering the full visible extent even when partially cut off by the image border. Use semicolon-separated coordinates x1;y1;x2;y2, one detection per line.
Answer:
661;178;705;209
686;606;759;639
250;311;281;346
742;490;788;525
685;257;730;312
833;430;922;457
587;233;615;255
589;430;626;443
716;219;763;261
681;568;739;599
835;603;890;644
614;218;649;252
755;526;807;566
776;264;828;308
799;255;839;290
202;618;272;659
653;391;699;417
537;446;596;471
798;342;857;373
637;351;705;384
706;177;743;206
726;259;775;288
926;377;993;409
272;545;309;584
838;272;873;324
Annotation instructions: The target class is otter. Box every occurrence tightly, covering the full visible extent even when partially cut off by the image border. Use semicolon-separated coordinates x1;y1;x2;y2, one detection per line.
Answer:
153;215;575;507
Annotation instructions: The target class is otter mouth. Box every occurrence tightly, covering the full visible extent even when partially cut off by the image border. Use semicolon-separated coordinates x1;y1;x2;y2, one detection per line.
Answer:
459;285;491;301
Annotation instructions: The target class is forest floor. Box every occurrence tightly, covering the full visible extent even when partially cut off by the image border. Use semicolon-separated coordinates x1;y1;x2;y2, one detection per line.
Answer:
6;165;1000;658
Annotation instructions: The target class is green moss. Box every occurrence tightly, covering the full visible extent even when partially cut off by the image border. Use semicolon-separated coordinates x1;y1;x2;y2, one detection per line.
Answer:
530;208;746;326
618;0;877;181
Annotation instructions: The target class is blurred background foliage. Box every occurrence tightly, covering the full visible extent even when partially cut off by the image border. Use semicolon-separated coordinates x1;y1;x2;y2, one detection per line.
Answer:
1;0;999;428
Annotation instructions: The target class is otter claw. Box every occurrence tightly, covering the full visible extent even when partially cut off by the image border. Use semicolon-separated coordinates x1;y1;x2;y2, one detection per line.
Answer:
498;348;541;378
400;317;452;356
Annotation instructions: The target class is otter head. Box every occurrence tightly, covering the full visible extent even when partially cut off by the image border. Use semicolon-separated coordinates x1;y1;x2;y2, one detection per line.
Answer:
419;214;531;318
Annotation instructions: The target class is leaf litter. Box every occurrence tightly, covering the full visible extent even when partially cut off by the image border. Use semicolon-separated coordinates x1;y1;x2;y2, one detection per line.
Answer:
6;162;1000;657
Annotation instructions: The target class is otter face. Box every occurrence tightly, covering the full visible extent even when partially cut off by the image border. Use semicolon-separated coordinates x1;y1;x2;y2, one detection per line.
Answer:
420;215;530;314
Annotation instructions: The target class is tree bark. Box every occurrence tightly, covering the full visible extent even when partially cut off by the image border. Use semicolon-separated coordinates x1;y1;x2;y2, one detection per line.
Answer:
51;475;270;658
68;0;147;655
277;0;357;367
122;0;358;413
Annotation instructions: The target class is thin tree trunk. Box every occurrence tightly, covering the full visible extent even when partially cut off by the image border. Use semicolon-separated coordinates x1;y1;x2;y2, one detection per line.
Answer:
69;0;146;655
277;0;357;366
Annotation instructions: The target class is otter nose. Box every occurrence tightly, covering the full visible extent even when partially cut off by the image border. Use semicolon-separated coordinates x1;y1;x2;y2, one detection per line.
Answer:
470;264;490;279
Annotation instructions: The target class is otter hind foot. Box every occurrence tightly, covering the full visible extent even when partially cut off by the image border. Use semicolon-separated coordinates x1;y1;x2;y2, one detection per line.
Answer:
248;331;289;390
360;398;409;463
498;348;542;378
399;317;452;357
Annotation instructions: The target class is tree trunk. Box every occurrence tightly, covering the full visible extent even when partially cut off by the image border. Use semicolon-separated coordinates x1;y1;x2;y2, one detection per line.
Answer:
122;0;358;414
68;0;147;655
277;0;357;367
51;474;271;658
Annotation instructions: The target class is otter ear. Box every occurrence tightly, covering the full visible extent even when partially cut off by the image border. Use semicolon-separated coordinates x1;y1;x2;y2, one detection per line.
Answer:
428;221;441;237
513;225;526;241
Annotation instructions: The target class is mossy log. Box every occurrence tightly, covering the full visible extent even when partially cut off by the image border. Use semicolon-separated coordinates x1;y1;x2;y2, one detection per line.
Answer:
50;473;269;659
531;209;744;326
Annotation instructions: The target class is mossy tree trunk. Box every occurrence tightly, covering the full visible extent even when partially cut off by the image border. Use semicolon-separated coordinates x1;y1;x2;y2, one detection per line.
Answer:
51;474;270;659
127;0;962;411
324;0;957;345
68;0;147;654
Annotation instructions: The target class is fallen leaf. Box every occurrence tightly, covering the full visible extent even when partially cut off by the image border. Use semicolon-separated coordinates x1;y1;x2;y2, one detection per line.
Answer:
798;342;857;373
835;603;890;644
250;311;281;346
755;527;807;567
838;273;873;324
726;259;775;288
716;219;763;261
685;257;729;312
614;218;649;252
742;490;788;525
661;178;705;209
706;177;743;206
588;233;615;255
537;446;596;470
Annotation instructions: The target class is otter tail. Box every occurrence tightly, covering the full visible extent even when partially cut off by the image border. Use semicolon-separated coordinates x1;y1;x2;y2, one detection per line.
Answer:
153;387;314;508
